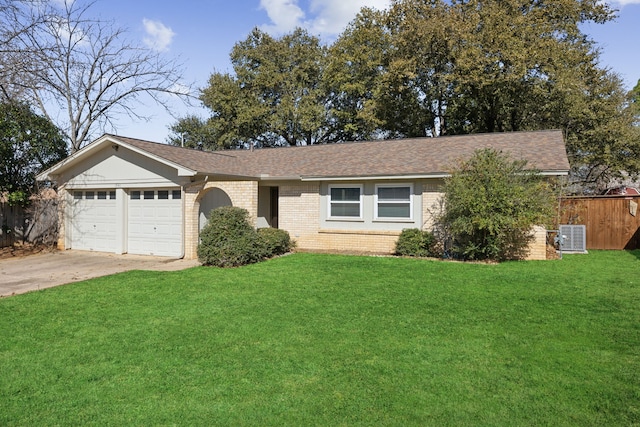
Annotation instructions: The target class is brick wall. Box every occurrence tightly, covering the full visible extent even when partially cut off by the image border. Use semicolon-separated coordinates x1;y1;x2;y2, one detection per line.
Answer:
183;179;548;260
184;180;258;259
56;188;69;251
525;225;548;261
278;182;400;254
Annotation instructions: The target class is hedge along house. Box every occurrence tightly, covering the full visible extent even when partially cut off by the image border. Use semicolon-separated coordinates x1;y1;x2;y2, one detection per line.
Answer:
37;130;570;260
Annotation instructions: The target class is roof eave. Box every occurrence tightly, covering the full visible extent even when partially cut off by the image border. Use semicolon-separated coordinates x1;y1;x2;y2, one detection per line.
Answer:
539;170;569;176
301;173;451;182
300;169;569;182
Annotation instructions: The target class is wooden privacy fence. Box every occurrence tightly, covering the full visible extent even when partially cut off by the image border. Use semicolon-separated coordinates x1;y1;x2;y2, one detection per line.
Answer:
560;195;640;250
0;197;58;248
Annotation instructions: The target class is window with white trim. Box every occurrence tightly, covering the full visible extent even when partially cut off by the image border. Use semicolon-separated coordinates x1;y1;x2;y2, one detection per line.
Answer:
375;184;413;219
328;185;362;219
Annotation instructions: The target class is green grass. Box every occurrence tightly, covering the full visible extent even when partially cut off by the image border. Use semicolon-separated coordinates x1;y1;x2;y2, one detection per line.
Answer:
1;251;639;426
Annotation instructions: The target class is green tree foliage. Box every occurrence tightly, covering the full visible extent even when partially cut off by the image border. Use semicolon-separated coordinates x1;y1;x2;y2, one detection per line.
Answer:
630;79;640;125
440;149;555;261
0;102;67;205
167;115;220;150
324;8;389;141
175;0;637;190
376;0;637;191
188;28;331;148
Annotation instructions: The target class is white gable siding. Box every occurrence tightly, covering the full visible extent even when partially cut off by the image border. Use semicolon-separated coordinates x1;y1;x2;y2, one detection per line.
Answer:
59;144;188;189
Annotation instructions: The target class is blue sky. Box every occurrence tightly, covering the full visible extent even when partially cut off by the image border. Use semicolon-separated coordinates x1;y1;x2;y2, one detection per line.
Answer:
81;0;640;143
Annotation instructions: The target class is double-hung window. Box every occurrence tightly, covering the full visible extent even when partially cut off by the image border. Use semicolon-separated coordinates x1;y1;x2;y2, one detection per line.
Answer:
375;184;413;220
328;185;362;219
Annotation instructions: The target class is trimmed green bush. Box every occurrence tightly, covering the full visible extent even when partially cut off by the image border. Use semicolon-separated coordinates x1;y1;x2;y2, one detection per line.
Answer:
395;228;437;257
197;206;263;267
257;227;294;257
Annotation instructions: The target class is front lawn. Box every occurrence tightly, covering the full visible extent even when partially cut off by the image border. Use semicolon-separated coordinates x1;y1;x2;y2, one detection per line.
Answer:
1;251;639;425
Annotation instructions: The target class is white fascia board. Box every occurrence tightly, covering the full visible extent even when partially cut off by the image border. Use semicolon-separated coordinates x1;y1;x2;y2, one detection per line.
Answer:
539;170;569;176
301;173;451;182
300;170;568;182
258;174;302;181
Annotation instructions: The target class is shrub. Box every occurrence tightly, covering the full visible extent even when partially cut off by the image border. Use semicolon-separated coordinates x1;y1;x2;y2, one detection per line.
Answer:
439;148;555;261
395;228;437;257
197;206;263;267
257;227;294;257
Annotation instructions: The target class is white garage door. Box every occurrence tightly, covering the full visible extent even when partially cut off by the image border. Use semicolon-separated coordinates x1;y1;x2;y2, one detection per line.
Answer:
128;189;182;257
69;190;117;252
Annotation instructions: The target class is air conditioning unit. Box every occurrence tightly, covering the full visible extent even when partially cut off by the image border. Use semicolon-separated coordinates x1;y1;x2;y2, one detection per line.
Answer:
558;225;587;253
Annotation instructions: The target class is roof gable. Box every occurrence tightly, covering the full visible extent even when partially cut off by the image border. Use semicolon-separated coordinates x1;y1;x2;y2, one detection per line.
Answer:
37;134;198;181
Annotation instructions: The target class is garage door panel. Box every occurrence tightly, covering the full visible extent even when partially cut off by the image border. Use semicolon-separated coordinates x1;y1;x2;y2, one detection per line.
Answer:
70;191;117;252
128;188;182;257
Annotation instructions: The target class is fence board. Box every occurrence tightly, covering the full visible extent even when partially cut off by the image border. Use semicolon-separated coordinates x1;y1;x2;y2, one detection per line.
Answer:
1;198;58;248
1;202;20;247
560;196;640;250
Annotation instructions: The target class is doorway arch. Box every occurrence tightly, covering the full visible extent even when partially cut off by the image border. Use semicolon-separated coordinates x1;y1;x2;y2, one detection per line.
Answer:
198;187;232;231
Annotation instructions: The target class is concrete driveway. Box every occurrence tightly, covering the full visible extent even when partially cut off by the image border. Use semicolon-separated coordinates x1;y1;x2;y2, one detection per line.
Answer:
0;250;200;297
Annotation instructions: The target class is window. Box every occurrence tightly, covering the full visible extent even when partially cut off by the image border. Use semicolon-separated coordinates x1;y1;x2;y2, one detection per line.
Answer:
158;190;169;200
172;190;181;200
74;191;82;200
375;184;413;219
109;191;116;200
328;185;362;219
85;191;94;200
131;191;140;200
97;191;107;200
144;191;154;200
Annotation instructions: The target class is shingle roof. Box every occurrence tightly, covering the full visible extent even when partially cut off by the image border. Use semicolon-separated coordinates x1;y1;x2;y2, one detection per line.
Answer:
112;130;570;179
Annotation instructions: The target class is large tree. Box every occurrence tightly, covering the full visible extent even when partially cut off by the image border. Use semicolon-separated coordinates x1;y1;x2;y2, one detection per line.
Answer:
323;7;390;141
3;0;189;152
173;0;637;190
174;28;331;148
335;0;635;190
0;102;67;205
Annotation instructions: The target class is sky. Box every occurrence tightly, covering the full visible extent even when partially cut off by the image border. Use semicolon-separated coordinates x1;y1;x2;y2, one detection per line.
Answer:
77;0;640;143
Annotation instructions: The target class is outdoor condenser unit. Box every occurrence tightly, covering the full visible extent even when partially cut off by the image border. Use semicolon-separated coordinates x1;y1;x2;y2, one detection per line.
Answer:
558;225;587;253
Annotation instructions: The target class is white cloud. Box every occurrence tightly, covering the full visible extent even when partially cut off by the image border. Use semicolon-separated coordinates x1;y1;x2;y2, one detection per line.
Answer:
308;0;391;35
259;0;306;33
169;82;193;96
51;0;73;7
142;18;175;52
260;0;391;37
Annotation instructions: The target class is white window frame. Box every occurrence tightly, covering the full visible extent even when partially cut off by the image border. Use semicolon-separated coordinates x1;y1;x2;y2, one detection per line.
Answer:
328;184;363;220
374;183;413;221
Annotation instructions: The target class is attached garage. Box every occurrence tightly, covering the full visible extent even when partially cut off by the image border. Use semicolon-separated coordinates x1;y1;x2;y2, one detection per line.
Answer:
69;190;117;252
42;135;198;258
128;189;182;257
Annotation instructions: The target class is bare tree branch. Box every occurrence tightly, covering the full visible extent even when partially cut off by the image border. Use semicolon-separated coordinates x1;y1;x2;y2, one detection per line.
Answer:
3;0;193;151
